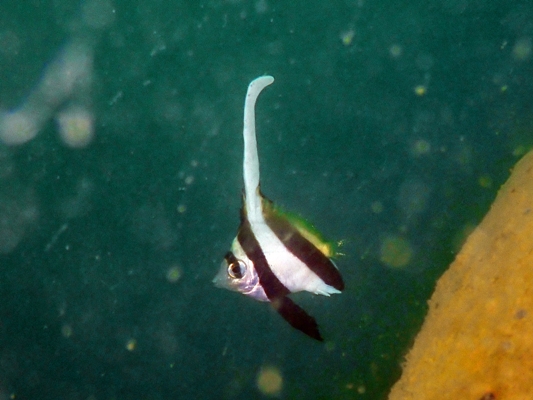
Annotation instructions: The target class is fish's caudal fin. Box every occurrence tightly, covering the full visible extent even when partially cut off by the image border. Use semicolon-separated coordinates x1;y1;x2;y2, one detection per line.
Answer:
272;296;323;341
243;76;274;221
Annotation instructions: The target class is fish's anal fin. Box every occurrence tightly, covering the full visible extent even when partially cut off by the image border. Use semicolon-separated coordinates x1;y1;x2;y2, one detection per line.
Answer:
272;297;324;342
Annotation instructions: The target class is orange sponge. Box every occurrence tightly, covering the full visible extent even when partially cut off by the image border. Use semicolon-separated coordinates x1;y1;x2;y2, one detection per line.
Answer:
389;151;533;400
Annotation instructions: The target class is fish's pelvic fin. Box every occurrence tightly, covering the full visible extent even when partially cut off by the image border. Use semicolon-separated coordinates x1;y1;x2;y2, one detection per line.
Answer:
272;296;323;342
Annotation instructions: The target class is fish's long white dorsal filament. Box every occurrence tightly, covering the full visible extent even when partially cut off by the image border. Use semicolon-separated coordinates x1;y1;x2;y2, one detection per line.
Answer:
243;75;274;220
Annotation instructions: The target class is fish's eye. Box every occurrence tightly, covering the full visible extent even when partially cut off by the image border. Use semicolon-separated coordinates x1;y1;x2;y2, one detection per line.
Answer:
227;260;246;279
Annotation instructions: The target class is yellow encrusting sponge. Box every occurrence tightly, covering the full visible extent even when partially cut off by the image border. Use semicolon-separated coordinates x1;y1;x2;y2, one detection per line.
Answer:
389;150;533;400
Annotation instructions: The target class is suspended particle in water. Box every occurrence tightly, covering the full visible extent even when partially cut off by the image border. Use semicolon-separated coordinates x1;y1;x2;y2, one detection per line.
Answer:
512;145;528;157
177;204;187;214
150;42;167;57
255;0;269;14
56;106;94;148
1;38;94;146
126;338;137;351
414;85;427;96
109;91;123;106
324;341;336;352
512;37;532;61
57;302;67;317
478;174;493;189
166;265;182;283
256;365;283;396
45;223;69;252
340;29;355;46
61;324;73;338
398;179;431;217
389;44;403;58
380;235;413;268
412;139;431;156
371;201;384;214
184;175;194;185
0;109;41;145
41;40;94;109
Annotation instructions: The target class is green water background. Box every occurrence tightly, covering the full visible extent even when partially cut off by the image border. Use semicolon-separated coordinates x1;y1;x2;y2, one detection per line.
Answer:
1;0;533;398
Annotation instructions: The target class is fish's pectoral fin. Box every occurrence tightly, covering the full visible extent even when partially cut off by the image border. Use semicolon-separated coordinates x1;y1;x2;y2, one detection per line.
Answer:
271;296;323;342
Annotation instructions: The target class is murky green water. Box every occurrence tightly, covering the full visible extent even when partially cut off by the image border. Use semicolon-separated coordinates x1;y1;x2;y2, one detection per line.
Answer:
1;0;532;398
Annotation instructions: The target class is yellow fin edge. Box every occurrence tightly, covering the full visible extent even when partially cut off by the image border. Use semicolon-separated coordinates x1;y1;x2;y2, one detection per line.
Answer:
263;198;342;258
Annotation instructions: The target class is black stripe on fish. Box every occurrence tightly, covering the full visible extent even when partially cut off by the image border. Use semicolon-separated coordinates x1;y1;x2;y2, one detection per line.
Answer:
224;251;238;266
237;214;290;299
262;198;345;292
237;213;324;341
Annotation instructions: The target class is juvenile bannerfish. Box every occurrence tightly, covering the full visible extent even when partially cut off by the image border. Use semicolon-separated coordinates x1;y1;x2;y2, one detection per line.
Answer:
213;76;344;341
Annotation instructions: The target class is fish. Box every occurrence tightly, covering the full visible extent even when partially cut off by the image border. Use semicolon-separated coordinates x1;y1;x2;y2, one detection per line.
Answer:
213;76;344;341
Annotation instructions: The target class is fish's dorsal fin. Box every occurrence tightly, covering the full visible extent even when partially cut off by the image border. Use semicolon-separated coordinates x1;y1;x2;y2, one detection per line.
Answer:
262;198;341;258
243;76;274;221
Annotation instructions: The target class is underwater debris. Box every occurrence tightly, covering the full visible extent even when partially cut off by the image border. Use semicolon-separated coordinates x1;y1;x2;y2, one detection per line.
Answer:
0;0;115;147
256;365;283;396
380;235;413;269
